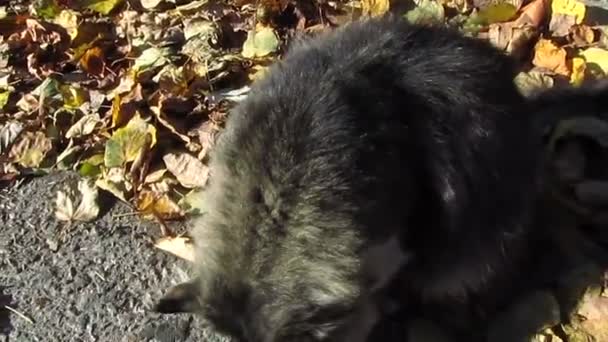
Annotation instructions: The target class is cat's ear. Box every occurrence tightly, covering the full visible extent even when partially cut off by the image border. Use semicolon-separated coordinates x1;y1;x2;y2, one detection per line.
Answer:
153;279;202;314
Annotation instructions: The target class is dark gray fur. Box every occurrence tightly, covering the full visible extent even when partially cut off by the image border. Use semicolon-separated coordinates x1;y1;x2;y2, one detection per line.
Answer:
153;15;608;342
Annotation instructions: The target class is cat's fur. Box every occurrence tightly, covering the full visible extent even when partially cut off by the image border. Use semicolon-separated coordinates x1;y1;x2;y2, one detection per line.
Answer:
153;15;608;342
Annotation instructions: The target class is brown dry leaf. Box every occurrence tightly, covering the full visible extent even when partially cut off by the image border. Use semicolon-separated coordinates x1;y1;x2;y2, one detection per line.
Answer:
163;152;209;188
136;188;184;220
361;0;390;17
532;39;570;77
8;131;53;168
79;46;105;77
550;13;577;37
572;288;608;341
570;25;596;46
488;22;537;58
514;0;548;28
154;235;195;262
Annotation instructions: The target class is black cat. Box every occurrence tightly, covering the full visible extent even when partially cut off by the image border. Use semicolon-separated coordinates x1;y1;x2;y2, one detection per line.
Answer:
154;14;608;342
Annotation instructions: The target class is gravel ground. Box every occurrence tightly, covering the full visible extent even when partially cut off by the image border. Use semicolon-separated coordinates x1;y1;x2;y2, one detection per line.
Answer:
0;171;230;342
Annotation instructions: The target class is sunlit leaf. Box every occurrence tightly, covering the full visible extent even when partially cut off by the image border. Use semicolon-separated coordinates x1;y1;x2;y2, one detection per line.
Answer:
59;84;87;109
55;178;100;222
65;114;101;139
581;47;608;75
79;46;105;77
469;2;518;26
132;47;172;73
404;0;445;25
514;70;554;97
551;0;586;25
178;188;206;215
163;152;209;188
0;89;9;109
570;57;586;86
154;235;195;262
34;0;61;19
8;131;53;168
85;0;124;15
242;26;280;59
136;189;184;220
104;114;157;168
52;9;79;40
0;121;24;155
361;0;390;17
532;39;570;77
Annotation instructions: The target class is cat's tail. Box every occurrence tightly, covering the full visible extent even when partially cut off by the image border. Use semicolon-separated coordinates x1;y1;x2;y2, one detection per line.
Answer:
526;79;608;135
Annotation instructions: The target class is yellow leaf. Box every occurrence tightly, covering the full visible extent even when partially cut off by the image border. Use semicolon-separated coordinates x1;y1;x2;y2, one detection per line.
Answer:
137;190;184;220
532;39;570;77
551;0;586;24
580;47;608;75
59;85;87;109
86;0;124;15
570;57;586;86
52;10;79;40
8;131;53;168
476;3;518;25
361;0;390;17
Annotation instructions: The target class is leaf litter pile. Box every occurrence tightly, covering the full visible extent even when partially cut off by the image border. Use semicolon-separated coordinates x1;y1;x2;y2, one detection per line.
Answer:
2;0;608;339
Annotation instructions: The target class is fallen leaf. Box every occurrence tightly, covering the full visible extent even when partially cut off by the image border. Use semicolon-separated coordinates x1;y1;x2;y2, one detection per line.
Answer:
404;0;445;25
136;189;184;220
59;84;88;109
580;47;608;75
514;70;555;96
55;178;100;223
163;152;209;188
52;10;79;40
132;47;172;73
104;113;157;168
550;13;577;37
85;0;124;15
361;0;390;17
8;131;53;168
154;235;195;262
65;114;101;139
140;0;164;10
0;121;24;155
242;26;280;59
79;154;104;177
178;188;206;215
570;57;586;86
79;46;105;77
532;39;570;76
0;89;7;107
34;0;62;19
472;2;518;25
514;0;548;27
551;0;586;25
488;22;538;58
570;25;596;46
95;168;131;202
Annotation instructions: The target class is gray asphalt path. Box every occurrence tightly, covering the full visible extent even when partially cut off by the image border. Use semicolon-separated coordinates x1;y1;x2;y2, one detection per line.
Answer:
0;171;230;342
